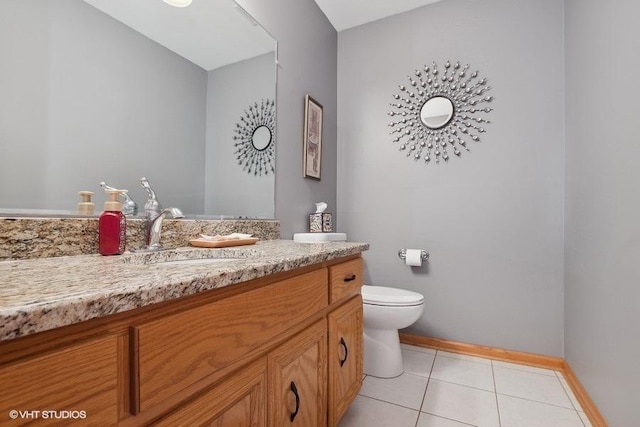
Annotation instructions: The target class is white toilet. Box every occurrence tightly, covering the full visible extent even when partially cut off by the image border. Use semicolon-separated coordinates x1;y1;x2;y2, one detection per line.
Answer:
362;285;425;378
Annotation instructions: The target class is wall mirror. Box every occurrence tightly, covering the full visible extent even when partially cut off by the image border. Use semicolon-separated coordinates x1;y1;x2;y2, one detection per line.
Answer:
232;98;276;176
420;96;454;129
0;0;277;218
389;61;493;165
253;127;272;151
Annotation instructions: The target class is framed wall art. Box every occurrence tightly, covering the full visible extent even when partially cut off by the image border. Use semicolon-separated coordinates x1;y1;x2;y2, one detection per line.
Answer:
303;94;323;179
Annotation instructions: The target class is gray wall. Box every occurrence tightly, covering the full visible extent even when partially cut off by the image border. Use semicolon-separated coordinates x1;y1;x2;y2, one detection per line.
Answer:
236;0;338;238
0;0;207;213
337;0;566;356
205;53;276;218
564;1;640;425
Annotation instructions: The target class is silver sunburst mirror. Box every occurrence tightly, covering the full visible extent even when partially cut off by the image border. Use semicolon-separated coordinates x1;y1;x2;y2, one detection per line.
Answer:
388;61;493;164
233;98;276;176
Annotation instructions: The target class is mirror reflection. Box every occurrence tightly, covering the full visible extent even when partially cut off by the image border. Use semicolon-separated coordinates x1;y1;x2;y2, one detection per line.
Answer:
252;126;272;151
420;96;454;129
0;0;277;218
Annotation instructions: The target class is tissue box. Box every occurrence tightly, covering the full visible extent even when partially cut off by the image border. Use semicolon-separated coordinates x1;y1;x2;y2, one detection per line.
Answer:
322;213;333;232
309;213;333;233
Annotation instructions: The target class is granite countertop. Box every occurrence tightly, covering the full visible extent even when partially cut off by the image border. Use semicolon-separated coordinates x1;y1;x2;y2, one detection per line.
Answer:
0;240;369;342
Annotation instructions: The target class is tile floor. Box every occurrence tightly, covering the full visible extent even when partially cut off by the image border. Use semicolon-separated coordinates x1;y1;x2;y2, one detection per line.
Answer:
339;344;592;427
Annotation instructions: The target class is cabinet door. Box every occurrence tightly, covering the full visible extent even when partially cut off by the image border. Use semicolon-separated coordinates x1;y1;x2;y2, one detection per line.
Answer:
0;335;119;426
154;359;266;427
268;320;327;427
328;295;363;426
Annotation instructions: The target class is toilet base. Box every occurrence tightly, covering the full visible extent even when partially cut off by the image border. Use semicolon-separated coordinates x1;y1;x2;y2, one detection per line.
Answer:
363;328;404;378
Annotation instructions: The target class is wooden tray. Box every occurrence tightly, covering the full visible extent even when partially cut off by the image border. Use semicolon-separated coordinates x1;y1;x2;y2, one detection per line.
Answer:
188;237;259;248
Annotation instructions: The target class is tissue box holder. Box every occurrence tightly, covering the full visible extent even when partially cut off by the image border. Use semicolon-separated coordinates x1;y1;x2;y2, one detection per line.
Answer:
309;213;333;233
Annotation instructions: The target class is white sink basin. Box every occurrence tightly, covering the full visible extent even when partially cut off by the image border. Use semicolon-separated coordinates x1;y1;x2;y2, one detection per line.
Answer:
293;232;347;243
157;258;243;266
123;247;258;265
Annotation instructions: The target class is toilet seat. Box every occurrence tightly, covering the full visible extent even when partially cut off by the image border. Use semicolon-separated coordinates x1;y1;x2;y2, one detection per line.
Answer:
362;285;424;307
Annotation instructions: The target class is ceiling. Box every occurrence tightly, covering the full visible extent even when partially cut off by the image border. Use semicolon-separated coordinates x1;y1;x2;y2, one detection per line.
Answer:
83;0;275;71
81;0;444;70
313;0;444;32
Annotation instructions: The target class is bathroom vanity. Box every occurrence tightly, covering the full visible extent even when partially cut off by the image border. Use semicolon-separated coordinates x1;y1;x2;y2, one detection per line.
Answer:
0;240;368;426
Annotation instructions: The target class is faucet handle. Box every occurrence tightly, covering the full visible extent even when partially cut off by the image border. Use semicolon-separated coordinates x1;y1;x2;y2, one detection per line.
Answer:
140;177;162;216
140;177;156;199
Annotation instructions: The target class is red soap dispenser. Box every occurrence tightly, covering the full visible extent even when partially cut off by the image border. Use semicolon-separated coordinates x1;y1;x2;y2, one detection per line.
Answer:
99;189;127;255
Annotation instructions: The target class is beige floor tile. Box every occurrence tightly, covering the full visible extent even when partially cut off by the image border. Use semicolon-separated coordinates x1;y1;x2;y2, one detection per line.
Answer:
555;371;584;411
403;347;436;377
344;349;594;427
401;343;437;354
339;395;419;427
360;372;428;410
494;365;573;408
422;379;500;427
436;350;492;365
417;412;476;426
492;359;557;377
430;354;495;391
497;394;584;427
578;411;593;427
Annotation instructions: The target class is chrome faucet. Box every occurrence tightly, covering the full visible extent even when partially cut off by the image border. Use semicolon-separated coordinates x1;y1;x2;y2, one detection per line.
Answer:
140;177;184;249
146;207;185;250
140;177;162;219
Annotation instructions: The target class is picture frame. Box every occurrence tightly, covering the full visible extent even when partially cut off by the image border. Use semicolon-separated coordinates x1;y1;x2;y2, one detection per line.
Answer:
303;95;323;179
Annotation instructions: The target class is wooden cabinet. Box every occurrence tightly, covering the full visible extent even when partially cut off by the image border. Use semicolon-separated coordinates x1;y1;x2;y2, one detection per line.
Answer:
132;269;328;413
155;359;267;427
268;320;327;427
328;258;363;303
0;335;119;426
0;255;363;426
328;295;363;426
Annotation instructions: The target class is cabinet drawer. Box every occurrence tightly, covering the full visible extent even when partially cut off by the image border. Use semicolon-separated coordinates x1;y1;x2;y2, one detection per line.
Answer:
133;268;328;412
328;258;363;303
0;335;119;426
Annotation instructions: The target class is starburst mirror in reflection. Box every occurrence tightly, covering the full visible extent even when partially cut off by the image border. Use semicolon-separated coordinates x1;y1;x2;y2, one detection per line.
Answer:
388;61;494;164
233;99;276;176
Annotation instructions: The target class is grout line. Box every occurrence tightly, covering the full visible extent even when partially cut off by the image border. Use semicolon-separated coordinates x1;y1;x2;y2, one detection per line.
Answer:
496;391;581;411
554;371;588;427
355;394;421;414
577;410;590;427
427;377;497;394
360;347;589;427
491;360;503;427
555;370;583;411
492;362;559;377
435;350;493;365
420;411;477;427
424;350;438;399
414;350;438;427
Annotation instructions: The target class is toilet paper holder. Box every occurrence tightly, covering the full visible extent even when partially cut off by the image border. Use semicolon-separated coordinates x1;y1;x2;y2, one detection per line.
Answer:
398;249;429;261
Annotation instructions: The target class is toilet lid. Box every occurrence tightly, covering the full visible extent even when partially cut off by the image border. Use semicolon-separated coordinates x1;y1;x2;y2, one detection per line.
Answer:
361;285;424;306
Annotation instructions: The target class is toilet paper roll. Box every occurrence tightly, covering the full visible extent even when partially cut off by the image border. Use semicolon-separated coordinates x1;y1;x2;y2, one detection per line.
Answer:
405;249;423;267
